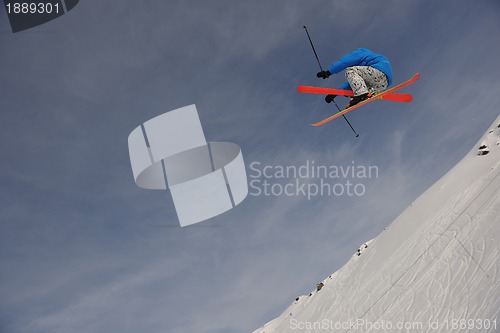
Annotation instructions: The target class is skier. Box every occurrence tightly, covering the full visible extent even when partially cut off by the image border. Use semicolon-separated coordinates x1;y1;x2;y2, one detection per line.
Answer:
316;48;393;107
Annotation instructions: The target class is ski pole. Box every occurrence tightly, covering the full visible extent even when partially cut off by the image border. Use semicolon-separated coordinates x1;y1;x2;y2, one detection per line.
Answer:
303;25;359;137
332;100;359;137
303;25;324;72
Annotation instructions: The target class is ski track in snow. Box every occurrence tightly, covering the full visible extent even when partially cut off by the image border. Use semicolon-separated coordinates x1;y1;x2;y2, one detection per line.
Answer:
253;117;500;333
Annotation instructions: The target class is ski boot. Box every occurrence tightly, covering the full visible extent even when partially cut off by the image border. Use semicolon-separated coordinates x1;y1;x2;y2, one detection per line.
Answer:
346;92;372;108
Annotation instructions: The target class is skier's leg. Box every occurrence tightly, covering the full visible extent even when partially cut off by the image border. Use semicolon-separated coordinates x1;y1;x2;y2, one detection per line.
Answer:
345;67;369;96
361;66;388;92
349;66;388;93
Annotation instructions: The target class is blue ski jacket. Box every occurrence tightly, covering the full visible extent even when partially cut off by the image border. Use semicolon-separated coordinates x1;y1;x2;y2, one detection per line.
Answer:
327;48;393;90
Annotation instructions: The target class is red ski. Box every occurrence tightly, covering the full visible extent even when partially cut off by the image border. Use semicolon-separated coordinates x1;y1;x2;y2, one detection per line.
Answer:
310;73;420;127
297;86;412;103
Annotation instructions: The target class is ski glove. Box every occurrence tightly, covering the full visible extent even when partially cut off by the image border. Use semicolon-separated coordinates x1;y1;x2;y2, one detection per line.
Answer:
325;94;336;103
316;70;331;79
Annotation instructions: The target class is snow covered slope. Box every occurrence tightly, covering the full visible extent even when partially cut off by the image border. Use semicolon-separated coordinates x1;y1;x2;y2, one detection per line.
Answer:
253;116;500;333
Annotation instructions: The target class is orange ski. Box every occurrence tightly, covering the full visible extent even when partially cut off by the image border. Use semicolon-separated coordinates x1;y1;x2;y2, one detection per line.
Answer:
310;73;420;127
297;86;412;103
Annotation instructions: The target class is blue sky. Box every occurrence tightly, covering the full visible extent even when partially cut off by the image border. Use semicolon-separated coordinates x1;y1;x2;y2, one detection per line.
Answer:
1;1;499;332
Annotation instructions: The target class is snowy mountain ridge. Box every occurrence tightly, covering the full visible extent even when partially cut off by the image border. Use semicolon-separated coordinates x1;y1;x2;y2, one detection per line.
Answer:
253;115;500;333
